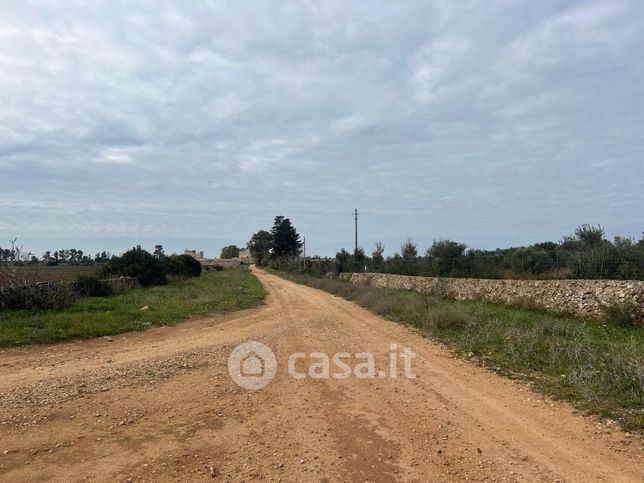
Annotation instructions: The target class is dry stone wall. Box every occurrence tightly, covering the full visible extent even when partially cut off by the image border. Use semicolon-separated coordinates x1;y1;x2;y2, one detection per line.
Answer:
337;273;644;321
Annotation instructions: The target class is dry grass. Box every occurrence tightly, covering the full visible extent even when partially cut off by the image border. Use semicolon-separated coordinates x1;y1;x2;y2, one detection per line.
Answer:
0;265;100;287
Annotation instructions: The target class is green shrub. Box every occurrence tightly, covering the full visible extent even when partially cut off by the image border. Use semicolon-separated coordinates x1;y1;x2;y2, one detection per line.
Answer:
101;246;166;287
163;254;202;278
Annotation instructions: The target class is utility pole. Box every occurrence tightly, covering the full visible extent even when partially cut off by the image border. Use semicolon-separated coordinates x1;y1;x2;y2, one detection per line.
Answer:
302;236;306;268
353;208;359;255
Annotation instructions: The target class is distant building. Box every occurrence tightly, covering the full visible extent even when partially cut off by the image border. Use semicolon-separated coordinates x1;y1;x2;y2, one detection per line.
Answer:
183;247;253;267
237;248;254;264
184;249;205;261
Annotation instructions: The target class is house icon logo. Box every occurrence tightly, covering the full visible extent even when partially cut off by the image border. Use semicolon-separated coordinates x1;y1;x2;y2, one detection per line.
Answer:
241;352;265;376
228;341;277;390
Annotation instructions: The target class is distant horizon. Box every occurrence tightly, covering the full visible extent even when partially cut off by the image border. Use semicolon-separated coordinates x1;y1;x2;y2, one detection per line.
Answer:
4;221;641;260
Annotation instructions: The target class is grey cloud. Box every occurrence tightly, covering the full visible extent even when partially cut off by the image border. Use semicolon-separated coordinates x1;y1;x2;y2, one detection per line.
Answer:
1;0;642;257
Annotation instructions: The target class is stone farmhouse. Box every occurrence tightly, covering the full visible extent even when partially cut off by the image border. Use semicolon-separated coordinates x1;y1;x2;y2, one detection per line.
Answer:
183;249;205;261
183;247;254;268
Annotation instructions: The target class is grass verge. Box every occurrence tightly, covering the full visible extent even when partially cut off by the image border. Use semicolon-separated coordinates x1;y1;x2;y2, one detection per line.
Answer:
272;270;644;434
0;267;265;346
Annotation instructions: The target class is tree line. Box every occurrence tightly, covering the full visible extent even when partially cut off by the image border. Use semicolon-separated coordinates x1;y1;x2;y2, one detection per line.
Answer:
306;224;644;280
0;245;111;265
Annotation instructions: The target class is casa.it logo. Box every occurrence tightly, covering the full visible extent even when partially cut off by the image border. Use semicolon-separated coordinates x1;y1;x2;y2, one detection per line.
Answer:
228;341;417;390
227;341;277;390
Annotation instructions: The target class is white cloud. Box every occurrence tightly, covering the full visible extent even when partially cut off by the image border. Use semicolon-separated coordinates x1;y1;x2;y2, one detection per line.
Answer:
95;147;140;165
209;94;247;122
497;0;629;74
330;113;374;136
408;38;472;101
237;139;296;173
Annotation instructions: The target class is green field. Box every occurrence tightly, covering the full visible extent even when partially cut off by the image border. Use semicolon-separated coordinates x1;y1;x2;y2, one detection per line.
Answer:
274;270;644;433
0;267;264;346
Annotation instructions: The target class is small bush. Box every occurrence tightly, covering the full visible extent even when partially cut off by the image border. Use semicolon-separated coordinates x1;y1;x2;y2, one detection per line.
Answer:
163;254;202;278
74;276;114;297
0;282;77;310
101;246;166;287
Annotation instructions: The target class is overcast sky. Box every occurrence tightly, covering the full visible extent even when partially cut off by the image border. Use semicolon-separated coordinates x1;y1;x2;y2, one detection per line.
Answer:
1;0;643;258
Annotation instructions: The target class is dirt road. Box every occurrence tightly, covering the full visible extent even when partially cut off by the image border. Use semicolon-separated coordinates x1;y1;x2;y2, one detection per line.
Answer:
0;268;641;482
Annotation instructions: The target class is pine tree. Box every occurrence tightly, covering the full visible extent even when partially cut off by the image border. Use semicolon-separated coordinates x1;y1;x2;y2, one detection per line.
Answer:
270;216;302;258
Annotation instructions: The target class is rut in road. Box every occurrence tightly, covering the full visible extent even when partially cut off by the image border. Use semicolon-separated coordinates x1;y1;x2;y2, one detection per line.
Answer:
0;267;641;482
